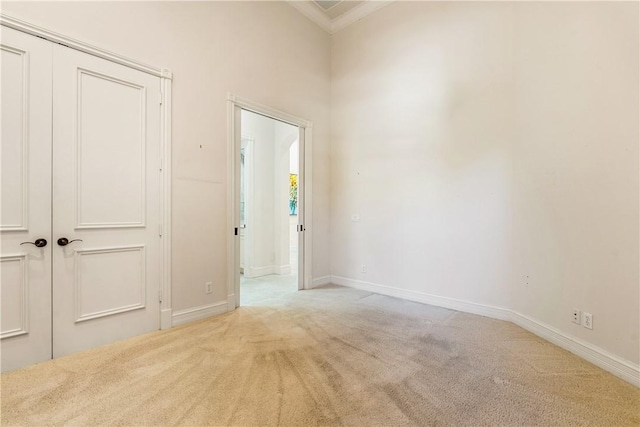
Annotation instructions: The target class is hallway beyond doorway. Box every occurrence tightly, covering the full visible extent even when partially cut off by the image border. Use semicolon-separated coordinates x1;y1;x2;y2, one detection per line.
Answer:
241;214;298;305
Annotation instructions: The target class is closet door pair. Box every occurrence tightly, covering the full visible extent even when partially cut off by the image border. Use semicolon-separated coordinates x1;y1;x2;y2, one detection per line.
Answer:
1;26;161;372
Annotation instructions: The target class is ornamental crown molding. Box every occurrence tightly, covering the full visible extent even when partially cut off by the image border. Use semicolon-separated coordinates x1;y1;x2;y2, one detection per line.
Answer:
287;1;394;34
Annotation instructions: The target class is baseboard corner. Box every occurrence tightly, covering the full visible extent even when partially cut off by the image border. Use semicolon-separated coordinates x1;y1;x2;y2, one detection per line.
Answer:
310;275;331;289
274;264;291;275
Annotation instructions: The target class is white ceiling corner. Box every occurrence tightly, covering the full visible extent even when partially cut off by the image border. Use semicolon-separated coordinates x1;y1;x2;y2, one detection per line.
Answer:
315;0;342;11
287;1;394;34
287;1;333;33
330;1;394;33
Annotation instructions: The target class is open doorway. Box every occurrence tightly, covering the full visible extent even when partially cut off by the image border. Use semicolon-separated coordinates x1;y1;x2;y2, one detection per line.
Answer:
238;110;300;305
228;95;312;310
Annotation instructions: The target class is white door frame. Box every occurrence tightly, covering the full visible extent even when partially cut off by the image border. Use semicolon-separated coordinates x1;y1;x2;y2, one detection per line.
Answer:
0;14;173;330
226;94;313;309
239;136;254;276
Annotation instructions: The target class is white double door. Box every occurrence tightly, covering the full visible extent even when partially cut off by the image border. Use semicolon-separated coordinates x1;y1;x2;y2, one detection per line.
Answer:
1;27;161;372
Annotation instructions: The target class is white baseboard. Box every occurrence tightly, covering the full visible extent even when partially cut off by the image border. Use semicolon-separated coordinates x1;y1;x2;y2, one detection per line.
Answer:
246;265;292;277
511;312;639;387
274;264;291;275
160;309;172;330
331;275;639;387
331;275;511;321
171;301;229;327
310;275;332;289
246;265;276;278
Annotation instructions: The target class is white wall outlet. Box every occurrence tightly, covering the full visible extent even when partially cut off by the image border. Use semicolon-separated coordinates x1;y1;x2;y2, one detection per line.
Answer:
582;312;593;330
360;264;366;273
205;282;213;294
572;309;581;325
351;214;360;222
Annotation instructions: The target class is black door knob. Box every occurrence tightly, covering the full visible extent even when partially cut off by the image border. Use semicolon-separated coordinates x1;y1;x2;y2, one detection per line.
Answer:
57;237;83;246
20;238;47;248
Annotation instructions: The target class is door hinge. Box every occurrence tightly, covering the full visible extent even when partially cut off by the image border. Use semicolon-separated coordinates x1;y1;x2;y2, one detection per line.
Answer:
234;227;238;236
298;225;305;232
159;224;163;237
159;156;163;172
159;91;164;105
158;289;162;303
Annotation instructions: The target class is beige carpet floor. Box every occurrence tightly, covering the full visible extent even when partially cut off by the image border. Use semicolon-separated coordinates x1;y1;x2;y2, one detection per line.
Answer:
1;283;639;426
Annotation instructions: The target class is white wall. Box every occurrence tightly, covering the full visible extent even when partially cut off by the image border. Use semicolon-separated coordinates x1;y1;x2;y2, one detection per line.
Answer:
290;140;299;175
511;2;639;365
1;2;332;311
331;1;514;307
274;121;298;273
331;1;639;366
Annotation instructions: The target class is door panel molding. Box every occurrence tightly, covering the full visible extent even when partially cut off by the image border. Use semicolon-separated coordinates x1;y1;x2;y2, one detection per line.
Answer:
75;68;147;229
0;255;29;339
74;245;146;323
0;43;29;231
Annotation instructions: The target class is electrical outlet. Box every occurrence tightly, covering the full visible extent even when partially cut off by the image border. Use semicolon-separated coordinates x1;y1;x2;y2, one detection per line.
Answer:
582;312;593;330
205;282;213;294
360;265;366;273
572;309;581;325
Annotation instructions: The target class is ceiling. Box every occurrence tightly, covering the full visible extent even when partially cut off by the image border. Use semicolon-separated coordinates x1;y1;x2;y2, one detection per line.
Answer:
313;1;365;20
287;0;394;34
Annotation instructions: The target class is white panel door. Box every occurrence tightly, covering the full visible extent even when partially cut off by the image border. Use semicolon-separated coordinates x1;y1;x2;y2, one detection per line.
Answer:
52;45;161;357
0;27;53;371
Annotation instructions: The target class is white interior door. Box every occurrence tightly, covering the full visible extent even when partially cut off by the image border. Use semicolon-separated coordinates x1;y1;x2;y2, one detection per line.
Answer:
51;44;161;357
1;27;164;371
0;26;53;371
296;128;305;290
240;136;253;277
